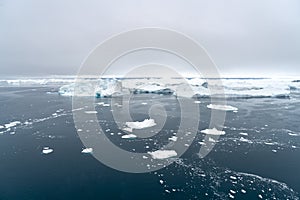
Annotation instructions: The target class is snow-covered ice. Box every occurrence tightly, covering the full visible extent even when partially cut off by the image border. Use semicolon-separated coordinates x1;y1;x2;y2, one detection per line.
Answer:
81;148;93;154
148;150;177;159
125;119;156;131
207;104;238;111
42;147;54;154
200;128;225;136
121;134;137;139
168;136;178;142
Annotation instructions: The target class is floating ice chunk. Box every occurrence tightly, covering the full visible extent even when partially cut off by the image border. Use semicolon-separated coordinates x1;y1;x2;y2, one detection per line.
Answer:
288;132;299;136
95;79;123;98
123;127;133;132
42;147;53;154
168;136;178;142
121;134;137;139
194;100;201;104
200;128;225;136
81;148;93;154
84;111;98;114
230;176;237;180
4;121;21;129
240;137;253;143
159;180;164;184
239;132;248;136
207;104;238;111
230;190;236;194
241;189;246;194
148;150;177;159
0;125;4;129
125;119;156;130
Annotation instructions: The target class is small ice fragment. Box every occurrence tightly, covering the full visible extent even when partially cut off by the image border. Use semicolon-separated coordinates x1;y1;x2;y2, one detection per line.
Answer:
148;150;177;159
230;176;237;180
141;102;148;105
81;148;93;154
165;189;171;193
230;190;236;194
42;147;53;154
142;156;148;159
85;111;98;114
159;180;164;184
258;194;263;199
125;119;156;130
241;189;246;194
271;149;277;153
239;132;248;136
121;134;137;139
200;128;225;136
194;100;201;104
168;136;178;142
4;121;21;129
207;104;238;111
229;193;235;199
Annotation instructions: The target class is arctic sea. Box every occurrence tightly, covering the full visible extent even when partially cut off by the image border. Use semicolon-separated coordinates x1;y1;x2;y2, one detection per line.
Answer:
0;77;300;200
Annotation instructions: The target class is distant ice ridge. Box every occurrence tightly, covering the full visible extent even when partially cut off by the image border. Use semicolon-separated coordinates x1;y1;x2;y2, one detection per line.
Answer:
132;82;174;94
176;78;294;98
58;78;122;97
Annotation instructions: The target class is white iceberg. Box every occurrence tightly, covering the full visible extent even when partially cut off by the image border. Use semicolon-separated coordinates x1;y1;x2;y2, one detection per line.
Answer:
148;150;177;159
59;78;122;97
133;82;173;94
207;104;238;111
121;134;137;139
42;147;53;154
125;119;156;131
95;79;123;98
81;148;93;154
200;128;225;136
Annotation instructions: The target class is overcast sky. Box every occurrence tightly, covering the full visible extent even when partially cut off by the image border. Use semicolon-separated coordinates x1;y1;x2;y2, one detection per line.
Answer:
0;0;300;77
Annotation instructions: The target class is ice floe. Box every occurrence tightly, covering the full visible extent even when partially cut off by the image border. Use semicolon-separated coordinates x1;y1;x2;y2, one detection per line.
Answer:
168;136;178;142
148;150;178;159
81;148;93;154
125;119;156;131
42;147;54;154
4;121;21;129
121;134;137;139
200;128;225;136
207;104;238;111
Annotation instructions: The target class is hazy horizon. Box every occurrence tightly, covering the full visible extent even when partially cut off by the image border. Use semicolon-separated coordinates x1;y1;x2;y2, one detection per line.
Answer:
1;0;300;77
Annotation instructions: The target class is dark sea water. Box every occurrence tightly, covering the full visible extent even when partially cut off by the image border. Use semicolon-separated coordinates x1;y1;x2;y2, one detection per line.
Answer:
0;87;300;200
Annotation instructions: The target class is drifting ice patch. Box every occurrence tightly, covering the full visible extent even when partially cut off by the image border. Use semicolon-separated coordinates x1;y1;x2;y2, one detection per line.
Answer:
42;147;53;154
169;136;178;142
207;104;238;111
125;119;156;131
84;111;98;114
4;121;21;129
121;134;137;139
148;150;177;159
200;128;225;136
81;148;93;154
